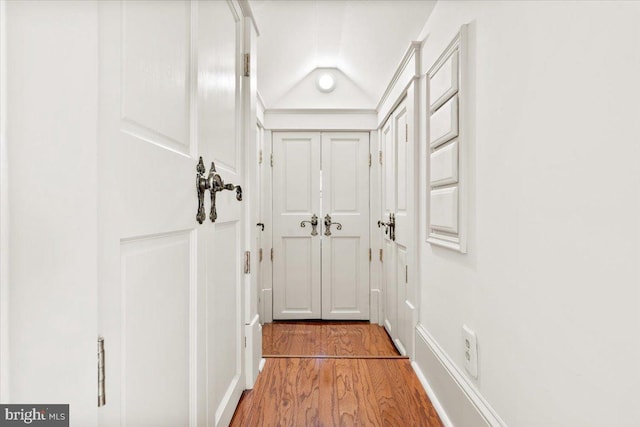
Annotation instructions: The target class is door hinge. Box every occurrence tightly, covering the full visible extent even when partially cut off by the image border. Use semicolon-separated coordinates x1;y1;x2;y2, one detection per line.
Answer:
243;53;250;77
244;336;247;348
270;248;274;262
98;336;106;407
244;250;251;274
379;249;383;262
369;153;372;167
270;153;274;167
405;265;408;283
259;150;263;164
369;248;372;262
259;248;263;262
379;151;382;165
405;123;408;142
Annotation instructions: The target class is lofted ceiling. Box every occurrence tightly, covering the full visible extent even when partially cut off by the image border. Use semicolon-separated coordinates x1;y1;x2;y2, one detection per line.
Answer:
251;0;436;110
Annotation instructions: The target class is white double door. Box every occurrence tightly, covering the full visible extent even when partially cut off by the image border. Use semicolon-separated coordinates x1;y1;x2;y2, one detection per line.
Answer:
273;132;370;320
98;2;245;426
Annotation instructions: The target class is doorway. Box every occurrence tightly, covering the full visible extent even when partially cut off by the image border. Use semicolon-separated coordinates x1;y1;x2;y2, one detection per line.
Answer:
272;132;370;320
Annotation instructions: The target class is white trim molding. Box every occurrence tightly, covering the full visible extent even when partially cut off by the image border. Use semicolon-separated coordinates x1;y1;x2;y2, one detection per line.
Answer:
264;109;377;131
377;41;422;127
414;324;507;427
426;25;469;253
0;0;9;402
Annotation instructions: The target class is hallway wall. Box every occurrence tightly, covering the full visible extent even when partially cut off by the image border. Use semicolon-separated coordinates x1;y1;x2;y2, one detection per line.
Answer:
415;1;640;426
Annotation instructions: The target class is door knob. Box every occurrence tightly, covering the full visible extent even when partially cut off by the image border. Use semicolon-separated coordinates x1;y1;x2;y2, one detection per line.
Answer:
300;214;319;236
196;157;209;224
196;157;242;224
256;223;265;231
207;160;242;223
378;214;395;241
323;214;342;236
377;219;390;234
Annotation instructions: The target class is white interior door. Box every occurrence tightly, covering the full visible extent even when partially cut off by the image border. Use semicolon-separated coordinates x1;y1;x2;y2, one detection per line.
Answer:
321;132;370;320
381;118;397;337
381;99;410;355
272;132;322;319
98;2;244;426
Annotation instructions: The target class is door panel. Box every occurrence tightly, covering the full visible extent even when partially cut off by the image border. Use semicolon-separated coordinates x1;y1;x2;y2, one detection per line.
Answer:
395;244;408;356
99;1;244;426
121;232;193;427
321;132;370;320
273;132;321;319
381;100;411;355
199;2;244;424
205;222;242;426
121;0;191;154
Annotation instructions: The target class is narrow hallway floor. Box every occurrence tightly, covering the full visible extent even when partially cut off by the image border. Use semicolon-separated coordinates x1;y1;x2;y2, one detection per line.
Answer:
231;321;444;426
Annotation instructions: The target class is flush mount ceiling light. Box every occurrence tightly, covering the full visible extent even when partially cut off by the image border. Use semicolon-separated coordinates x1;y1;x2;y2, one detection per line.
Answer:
317;73;336;93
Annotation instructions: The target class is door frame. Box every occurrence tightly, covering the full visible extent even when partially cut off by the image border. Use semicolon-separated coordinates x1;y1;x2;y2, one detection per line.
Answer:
374;42;421;359
0;0;9;402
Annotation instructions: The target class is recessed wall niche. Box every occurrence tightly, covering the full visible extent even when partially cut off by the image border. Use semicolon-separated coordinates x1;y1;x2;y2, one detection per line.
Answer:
427;25;469;253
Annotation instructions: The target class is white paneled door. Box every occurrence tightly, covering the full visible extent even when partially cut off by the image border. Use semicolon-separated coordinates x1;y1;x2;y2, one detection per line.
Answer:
381;99;412;355
272;132;370;320
98;2;244;427
272;132;322;319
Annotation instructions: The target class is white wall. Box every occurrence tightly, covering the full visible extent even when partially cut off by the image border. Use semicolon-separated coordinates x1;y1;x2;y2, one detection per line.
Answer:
5;0;98;423
416;1;640;426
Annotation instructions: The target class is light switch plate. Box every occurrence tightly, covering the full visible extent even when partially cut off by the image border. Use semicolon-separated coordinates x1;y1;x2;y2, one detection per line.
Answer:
463;324;478;378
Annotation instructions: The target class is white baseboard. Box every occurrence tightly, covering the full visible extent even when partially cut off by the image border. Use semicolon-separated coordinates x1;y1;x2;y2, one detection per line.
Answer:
413;323;507;427
245;315;262;389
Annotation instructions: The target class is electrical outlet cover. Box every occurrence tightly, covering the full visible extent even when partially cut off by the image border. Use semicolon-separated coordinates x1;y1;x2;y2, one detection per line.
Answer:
462;324;478;378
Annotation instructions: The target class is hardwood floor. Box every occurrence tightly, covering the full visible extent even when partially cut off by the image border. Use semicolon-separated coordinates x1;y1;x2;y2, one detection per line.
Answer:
230;358;443;426
262;321;401;357
232;322;443;426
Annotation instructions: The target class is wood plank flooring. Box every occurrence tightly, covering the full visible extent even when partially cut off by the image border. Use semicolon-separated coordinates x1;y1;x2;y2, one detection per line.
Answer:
232;322;443;426
230;358;443;426
262;321;401;357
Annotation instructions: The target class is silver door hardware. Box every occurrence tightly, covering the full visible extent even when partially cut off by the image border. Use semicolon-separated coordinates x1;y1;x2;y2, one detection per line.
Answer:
98;336;105;407
405;265;408;283
270;248;274;261
196;158;208;224
300;214;319;236
389;213;396;241
196;157;243;224
377;219;389;234
379;249;383;262
369;248;372;262
377;213;396;241
259;248;263;262
256;222;265;231
323;214;342;236
244;251;251;274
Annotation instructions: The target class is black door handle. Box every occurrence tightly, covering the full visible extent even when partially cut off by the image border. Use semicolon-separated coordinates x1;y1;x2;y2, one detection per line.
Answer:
256;223;265;231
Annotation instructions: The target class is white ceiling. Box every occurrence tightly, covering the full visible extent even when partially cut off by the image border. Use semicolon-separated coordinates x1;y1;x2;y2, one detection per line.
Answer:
251;0;437;109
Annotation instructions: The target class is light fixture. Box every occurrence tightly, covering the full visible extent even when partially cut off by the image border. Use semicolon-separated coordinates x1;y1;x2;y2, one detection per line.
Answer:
317;73;335;93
